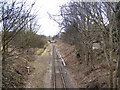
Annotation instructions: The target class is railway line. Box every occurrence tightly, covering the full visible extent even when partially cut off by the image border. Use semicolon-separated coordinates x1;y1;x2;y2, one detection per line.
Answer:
51;43;72;89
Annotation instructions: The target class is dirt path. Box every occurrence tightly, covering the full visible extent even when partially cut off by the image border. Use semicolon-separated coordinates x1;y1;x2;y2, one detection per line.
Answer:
24;44;52;88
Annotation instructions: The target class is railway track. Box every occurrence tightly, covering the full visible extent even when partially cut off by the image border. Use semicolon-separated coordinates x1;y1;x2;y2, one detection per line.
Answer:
52;43;67;89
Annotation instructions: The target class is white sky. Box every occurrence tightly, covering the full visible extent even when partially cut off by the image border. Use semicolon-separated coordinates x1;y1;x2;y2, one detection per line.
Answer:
27;0;70;37
3;0;117;36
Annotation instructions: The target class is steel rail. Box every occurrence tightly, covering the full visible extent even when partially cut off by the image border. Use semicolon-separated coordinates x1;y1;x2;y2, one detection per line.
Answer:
52;43;67;89
55;46;66;89
52;44;56;89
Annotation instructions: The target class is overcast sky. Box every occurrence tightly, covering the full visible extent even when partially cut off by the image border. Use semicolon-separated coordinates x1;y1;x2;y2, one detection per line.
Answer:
2;0;118;36
27;0;69;37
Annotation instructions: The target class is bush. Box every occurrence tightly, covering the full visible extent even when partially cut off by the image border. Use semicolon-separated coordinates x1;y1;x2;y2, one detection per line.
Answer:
75;49;80;58
10;30;47;49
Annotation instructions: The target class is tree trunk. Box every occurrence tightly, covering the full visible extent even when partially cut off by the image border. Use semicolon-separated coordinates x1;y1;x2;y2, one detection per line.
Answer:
118;60;120;88
117;17;120;89
88;45;94;71
109;27;114;88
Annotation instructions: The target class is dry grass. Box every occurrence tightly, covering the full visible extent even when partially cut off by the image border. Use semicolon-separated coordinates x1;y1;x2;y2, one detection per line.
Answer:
24;44;52;88
34;48;44;55
56;40;110;88
2;44;50;88
2;54;33;88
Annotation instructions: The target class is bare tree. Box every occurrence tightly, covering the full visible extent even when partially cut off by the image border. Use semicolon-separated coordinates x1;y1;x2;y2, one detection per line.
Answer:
57;1;119;88
1;0;35;61
115;2;120;88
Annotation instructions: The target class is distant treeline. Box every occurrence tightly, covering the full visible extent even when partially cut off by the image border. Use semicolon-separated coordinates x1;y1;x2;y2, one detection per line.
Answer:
9;30;47;49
